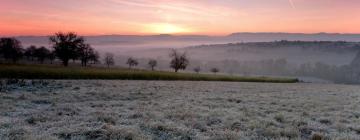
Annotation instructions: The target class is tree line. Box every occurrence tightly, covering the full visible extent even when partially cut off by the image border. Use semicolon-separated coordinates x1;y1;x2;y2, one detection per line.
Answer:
0;32;217;73
0;32;99;66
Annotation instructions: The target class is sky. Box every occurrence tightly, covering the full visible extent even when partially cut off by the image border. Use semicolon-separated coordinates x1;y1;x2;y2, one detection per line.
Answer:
1;0;360;36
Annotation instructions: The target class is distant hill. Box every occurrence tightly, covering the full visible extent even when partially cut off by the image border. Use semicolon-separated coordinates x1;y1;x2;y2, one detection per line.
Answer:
227;32;360;42
9;33;360;51
121;41;360;66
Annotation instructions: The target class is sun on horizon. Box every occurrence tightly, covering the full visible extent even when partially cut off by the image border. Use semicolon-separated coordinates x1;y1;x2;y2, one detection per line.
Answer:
143;23;193;34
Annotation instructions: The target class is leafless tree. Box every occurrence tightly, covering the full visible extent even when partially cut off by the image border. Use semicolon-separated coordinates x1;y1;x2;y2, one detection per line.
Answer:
148;59;157;71
104;53;115;68
78;44;97;67
49;32;85;66
169;49;189;72
34;46;50;64
0;38;24;63
24;45;37;61
126;57;138;69
48;50;56;64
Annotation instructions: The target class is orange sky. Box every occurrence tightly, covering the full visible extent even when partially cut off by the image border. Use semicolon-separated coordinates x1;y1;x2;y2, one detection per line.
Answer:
1;0;360;36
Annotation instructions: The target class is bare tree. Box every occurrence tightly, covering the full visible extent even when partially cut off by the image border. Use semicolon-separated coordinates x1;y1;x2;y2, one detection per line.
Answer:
104;53;115;68
48;50;56;64
148;59;157;71
194;66;201;74
211;68;219;74
34;46;50;63
126;57;138;69
0;38;24;63
89;51;100;64
24;45;37;61
169;49;189;72
78;44;97;67
49;32;85;66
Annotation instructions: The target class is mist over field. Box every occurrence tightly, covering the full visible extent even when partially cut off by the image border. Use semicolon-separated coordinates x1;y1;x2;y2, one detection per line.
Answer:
14;33;360;84
15;32;360;50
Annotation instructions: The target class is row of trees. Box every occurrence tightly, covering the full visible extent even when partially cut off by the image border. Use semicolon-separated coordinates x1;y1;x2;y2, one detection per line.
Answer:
0;33;194;73
24;46;55;63
121;50;220;74
119;51;188;72
0;32;100;66
106;49;190;72
1;32;222;74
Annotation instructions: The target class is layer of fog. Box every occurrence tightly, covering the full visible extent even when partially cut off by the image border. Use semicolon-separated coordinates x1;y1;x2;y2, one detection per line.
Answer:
116;41;360;84
14;33;360;84
16;32;360;52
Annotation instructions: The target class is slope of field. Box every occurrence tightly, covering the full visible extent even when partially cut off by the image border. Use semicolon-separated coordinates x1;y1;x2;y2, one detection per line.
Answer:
122;41;359;66
0;80;359;140
0;64;298;83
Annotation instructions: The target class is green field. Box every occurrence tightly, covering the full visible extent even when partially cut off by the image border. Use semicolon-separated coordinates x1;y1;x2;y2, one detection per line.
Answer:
0;64;298;83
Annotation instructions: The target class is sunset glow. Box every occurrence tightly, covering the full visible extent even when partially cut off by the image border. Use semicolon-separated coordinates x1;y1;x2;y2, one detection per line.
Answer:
144;23;192;34
1;0;360;36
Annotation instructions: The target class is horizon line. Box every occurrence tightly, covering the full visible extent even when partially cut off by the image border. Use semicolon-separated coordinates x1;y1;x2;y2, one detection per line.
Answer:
3;32;360;38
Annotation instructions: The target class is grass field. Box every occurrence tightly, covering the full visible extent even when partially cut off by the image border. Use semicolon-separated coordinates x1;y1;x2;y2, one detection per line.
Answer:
0;64;298;83
1;80;359;139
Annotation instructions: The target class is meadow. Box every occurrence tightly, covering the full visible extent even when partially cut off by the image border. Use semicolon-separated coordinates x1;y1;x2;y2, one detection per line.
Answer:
0;80;359;140
0;64;298;83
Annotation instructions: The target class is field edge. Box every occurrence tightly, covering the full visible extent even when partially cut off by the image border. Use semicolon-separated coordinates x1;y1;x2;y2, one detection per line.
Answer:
0;64;299;83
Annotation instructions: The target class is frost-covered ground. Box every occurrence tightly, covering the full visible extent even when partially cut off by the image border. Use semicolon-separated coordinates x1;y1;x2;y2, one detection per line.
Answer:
0;80;360;140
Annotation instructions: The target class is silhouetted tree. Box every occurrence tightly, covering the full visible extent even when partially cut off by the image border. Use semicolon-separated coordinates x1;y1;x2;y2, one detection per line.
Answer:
34;46;50;63
0;38;24;63
78;44;96;67
104;53;115;68
148;59;157;71
24;45;37;61
169;49;189;72
48;50;56;64
211;68;219;74
89;51;100;64
49;32;85;66
194;66;201;74
126;57;138;69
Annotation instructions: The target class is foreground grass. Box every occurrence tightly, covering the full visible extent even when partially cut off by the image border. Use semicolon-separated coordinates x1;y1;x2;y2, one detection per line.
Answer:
0;64;298;83
1;81;359;139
